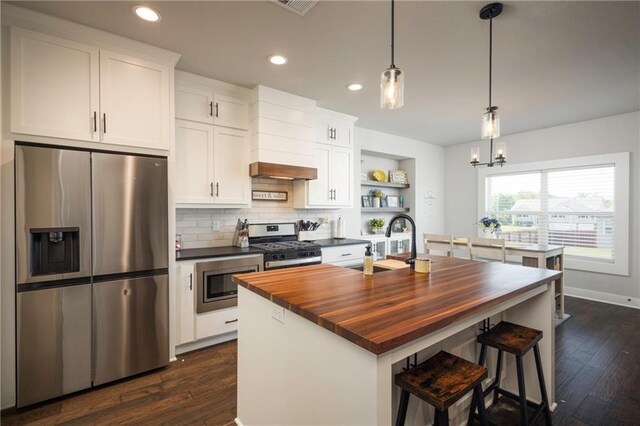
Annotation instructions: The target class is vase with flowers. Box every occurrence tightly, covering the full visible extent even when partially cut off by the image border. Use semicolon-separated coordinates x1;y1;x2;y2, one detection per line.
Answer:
369;218;385;234
370;189;384;208
477;217;501;236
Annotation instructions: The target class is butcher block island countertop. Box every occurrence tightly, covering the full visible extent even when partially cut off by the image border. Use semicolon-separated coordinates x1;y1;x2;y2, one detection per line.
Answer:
232;255;562;355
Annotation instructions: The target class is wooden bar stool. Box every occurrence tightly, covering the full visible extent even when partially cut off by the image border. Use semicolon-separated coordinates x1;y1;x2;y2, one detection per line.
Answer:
469;321;552;426
395;351;488;426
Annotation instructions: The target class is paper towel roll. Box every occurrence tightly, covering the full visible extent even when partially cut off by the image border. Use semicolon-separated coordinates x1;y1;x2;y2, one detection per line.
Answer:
335;217;345;239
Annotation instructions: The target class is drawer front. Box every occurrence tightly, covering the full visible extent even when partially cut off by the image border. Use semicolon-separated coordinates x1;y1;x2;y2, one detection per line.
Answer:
322;245;367;265
196;306;239;340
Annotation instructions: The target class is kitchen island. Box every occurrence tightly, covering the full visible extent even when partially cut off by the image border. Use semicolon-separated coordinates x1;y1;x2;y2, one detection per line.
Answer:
232;255;561;425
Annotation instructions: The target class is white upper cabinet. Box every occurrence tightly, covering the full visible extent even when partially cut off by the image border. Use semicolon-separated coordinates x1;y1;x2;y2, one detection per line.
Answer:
175;120;251;207
213;94;249;130
306;144;332;206
331;147;353;206
175;120;214;205
293;145;353;209
10;27;100;142
9;25;175;151
294;108;357;209
176;75;249;130
99;50;170;150
316;108;354;148
212;127;251;205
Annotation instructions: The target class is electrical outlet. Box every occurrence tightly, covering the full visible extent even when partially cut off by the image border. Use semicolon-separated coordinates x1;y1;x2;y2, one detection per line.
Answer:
272;306;285;324
211;221;221;232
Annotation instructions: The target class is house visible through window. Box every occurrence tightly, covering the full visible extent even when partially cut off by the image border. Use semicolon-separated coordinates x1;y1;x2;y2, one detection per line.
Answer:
479;152;631;277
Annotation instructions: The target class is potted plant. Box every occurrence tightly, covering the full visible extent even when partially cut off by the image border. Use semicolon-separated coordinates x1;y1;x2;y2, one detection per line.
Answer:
369;218;385;234
477;217;501;236
370;189;384;208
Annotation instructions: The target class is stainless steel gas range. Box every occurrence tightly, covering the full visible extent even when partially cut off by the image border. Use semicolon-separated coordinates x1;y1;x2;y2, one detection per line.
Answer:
248;223;322;270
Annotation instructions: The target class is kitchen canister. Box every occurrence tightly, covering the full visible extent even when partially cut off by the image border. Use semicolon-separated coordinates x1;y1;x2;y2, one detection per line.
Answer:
415;257;431;274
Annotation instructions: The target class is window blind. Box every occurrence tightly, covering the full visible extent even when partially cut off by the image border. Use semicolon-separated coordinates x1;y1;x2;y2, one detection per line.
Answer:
485;164;615;262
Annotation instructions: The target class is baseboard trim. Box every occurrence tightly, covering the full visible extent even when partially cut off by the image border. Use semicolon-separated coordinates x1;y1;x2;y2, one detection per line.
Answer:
175;332;238;356
565;286;639;309
234;417;244;426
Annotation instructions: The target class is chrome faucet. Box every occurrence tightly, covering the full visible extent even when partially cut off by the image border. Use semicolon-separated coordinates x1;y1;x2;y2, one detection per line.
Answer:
385;213;417;268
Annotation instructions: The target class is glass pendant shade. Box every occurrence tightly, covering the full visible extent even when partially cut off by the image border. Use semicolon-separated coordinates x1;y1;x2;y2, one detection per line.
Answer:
481;108;500;139
380;67;404;109
470;146;480;164
494;141;507;160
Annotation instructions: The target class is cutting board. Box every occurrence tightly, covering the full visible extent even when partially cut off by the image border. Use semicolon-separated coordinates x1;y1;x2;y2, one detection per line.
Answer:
373;259;410;270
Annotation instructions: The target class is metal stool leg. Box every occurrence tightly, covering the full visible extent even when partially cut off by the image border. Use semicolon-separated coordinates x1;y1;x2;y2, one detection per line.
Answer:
515;355;529;426
533;344;553;426
395;389;410;426
434;409;449;426
467;343;488;425
473;384;488;426
493;349;503;405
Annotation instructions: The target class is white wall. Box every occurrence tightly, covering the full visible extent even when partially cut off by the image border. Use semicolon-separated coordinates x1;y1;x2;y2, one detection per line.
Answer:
346;127;445;242
444;112;640;306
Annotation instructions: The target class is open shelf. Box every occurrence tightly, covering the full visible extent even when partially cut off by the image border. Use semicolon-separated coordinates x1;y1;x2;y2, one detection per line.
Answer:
360;180;410;189
362;207;410;213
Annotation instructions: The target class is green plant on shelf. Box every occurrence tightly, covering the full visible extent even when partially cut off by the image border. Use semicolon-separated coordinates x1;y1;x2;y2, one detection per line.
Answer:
369;189;384;198
369;218;385;228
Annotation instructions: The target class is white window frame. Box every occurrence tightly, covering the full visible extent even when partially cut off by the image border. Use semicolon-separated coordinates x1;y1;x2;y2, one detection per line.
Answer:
478;152;630;276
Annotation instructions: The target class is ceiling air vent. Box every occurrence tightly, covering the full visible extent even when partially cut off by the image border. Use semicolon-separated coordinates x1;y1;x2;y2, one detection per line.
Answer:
272;0;318;16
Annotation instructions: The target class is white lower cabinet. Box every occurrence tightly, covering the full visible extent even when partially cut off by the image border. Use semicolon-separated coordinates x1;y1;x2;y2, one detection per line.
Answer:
177;262;195;345
321;244;368;267
176;261;239;347
175;120;251;207
195;306;239;340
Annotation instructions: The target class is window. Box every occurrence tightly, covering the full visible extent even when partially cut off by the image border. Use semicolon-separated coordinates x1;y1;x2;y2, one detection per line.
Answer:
478;153;630;275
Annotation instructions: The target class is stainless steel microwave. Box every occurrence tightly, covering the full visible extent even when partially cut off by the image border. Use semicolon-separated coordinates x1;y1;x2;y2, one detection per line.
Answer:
195;254;263;314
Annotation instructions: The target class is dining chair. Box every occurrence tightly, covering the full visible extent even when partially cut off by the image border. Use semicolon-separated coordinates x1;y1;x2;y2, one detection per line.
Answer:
468;237;506;263
423;233;454;257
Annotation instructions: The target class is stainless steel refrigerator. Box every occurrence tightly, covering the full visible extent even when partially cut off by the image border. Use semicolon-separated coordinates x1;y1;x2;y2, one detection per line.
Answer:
15;144;169;407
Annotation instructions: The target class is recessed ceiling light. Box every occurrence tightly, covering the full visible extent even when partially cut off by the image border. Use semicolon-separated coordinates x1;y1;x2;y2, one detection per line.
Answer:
268;55;288;65
132;5;161;22
347;83;364;91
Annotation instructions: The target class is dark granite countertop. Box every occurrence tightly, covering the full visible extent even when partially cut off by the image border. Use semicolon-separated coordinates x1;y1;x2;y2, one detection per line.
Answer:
176;246;264;261
314;238;371;248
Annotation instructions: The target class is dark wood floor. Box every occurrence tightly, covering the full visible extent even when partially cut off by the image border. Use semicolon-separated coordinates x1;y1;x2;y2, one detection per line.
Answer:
2;296;639;425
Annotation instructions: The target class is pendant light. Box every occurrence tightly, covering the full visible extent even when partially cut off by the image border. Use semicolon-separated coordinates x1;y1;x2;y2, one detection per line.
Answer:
380;0;404;109
471;2;506;168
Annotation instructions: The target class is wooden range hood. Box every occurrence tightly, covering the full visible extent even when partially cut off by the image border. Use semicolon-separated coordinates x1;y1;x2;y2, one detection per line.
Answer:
249;162;317;181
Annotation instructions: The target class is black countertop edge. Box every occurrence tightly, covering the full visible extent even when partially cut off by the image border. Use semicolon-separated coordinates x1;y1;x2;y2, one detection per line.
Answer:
176;246;264;261
313;238;372;247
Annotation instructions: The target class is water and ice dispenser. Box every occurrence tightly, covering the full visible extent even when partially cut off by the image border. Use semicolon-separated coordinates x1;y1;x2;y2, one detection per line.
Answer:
29;227;80;276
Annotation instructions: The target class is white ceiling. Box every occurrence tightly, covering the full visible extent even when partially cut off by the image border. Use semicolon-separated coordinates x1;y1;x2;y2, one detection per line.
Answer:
11;1;639;146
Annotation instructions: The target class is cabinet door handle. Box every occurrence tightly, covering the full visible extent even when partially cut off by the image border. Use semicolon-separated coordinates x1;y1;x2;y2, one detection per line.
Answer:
332;128;336;140
216;182;219;197
93;111;97;132
103;113;107;133
225;319;238;324
341;253;352;257
210;182;214;197
215;102;219;118
209;101;213;117
333;189;337;200
189;273;193;291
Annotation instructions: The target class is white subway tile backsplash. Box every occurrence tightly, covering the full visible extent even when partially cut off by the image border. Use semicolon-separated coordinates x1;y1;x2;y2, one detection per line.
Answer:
176;178;342;247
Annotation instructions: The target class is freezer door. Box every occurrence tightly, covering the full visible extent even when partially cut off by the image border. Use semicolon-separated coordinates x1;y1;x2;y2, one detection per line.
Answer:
93;275;169;386
15;145;91;284
17;284;92;407
92;153;168;276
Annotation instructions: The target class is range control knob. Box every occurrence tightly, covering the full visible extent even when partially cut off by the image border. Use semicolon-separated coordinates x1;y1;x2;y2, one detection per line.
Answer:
279;254;286;260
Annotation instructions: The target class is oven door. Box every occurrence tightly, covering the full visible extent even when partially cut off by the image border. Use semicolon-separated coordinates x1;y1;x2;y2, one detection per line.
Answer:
195;255;263;314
